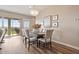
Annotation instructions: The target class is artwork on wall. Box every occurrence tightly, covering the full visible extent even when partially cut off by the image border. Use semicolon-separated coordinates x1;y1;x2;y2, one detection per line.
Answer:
52;22;58;27
52;14;58;21
52;14;58;28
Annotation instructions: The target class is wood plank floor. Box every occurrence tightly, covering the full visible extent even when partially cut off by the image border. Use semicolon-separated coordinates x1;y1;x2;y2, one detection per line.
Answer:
0;36;79;54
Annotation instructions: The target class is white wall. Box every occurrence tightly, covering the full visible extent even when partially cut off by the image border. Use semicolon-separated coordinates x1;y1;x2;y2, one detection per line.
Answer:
36;6;79;48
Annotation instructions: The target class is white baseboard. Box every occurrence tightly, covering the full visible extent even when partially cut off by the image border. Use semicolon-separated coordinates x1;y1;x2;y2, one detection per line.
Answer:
52;40;79;50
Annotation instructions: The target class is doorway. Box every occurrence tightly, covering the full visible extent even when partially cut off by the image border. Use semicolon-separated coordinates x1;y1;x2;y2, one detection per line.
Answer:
0;17;20;36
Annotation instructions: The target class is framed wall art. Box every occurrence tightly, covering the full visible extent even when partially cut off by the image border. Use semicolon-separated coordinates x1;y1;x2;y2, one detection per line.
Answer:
52;22;58;27
52;14;58;21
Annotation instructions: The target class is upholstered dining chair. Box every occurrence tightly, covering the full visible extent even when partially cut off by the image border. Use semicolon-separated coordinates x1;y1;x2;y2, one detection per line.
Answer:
0;29;7;49
22;29;37;50
38;29;54;47
22;28;26;44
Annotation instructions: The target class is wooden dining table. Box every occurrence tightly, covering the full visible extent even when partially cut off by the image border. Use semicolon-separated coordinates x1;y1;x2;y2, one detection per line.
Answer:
37;32;45;47
37;32;45;35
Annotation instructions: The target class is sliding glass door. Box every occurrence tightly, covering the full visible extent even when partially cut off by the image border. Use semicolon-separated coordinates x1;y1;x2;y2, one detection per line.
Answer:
0;17;8;36
0;17;30;36
0;17;20;36
11;19;20;36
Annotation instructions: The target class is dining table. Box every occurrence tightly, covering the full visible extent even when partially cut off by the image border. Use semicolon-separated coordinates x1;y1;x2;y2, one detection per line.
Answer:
37;32;45;47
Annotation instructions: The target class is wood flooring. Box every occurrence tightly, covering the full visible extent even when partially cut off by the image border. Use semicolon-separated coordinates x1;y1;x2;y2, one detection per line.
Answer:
0;36;79;54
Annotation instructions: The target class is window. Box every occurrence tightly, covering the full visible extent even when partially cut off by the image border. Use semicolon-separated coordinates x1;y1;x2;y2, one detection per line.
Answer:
11;19;20;35
11;19;20;28
43;18;50;28
4;18;8;28
0;17;8;35
36;18;50;28
0;17;20;36
23;19;30;29
0;17;3;28
0;17;8;28
36;19;43;25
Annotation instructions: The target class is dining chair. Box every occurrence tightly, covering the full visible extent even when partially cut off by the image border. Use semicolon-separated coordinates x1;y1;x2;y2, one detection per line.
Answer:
23;29;37;50
0;28;7;43
21;29;27;44
38;29;54;47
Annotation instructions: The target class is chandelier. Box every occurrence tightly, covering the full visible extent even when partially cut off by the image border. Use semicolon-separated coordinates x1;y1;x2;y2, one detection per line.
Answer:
28;5;39;16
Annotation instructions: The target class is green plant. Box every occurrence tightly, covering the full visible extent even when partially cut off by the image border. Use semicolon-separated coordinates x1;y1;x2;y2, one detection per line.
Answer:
14;27;20;34
0;29;3;37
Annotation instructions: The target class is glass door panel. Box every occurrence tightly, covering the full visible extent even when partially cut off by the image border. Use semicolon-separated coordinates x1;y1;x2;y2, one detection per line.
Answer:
3;18;8;36
0;18;3;28
23;20;30;30
11;19;20;36
0;17;8;36
0;17;20;36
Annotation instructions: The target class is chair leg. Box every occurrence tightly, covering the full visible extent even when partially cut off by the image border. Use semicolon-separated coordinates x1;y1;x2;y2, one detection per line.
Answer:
49;42;52;48
24;37;27;48
28;39;31;50
37;39;39;47
45;42;47;47
23;37;25;44
25;38;27;44
0;48;2;50
38;41;40;47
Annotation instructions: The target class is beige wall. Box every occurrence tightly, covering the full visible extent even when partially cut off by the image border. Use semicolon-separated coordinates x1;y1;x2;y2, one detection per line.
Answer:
36;6;79;48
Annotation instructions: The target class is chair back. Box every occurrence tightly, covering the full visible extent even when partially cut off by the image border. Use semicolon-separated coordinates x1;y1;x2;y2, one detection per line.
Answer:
45;29;54;39
0;29;7;42
25;29;29;38
22;29;26;36
22;29;29;38
22;29;37;42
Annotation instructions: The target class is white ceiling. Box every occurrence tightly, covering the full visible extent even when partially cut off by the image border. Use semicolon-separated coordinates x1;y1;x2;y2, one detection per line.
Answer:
0;5;50;16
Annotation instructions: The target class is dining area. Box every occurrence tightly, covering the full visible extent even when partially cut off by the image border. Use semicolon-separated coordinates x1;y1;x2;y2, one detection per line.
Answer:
22;24;54;50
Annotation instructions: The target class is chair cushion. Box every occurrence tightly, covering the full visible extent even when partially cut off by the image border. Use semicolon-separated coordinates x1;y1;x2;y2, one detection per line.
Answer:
30;37;37;41
38;38;50;42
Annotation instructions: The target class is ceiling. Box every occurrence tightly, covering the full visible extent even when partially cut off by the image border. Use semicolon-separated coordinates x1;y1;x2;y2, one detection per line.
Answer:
0;5;50;16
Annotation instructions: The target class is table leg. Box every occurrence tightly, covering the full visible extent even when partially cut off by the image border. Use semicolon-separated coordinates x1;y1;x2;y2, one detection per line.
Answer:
37;38;39;47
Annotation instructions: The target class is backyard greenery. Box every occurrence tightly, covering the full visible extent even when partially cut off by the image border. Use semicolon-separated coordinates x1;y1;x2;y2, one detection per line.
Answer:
6;27;20;35
0;29;2;37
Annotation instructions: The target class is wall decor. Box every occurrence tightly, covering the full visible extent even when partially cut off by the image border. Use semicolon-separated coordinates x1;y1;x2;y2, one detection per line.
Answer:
52;14;58;21
52;22;58;27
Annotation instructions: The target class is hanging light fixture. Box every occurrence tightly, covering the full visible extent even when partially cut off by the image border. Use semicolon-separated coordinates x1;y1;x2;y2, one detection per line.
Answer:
28;5;39;16
30;9;39;16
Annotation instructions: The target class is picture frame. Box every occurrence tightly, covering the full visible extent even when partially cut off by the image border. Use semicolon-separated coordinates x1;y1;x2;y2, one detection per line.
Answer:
52;15;58;21
52;22;58;27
